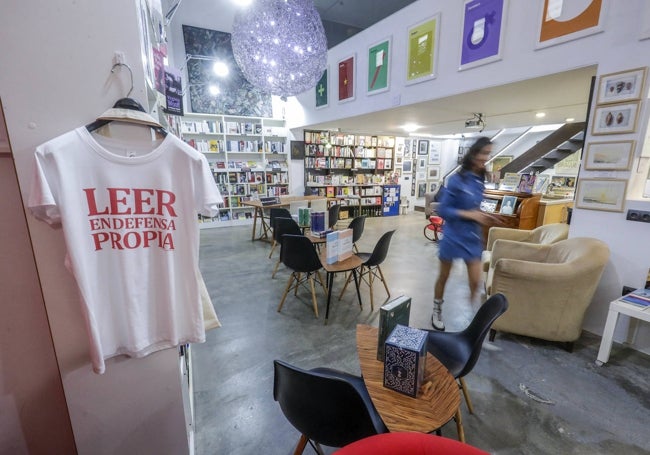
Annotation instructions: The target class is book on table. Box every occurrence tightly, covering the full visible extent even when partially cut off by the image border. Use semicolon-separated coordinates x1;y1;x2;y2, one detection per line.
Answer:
620;288;650;308
377;295;412;361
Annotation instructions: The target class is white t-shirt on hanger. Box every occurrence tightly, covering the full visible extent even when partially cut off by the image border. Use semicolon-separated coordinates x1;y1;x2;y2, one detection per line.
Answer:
28;126;222;374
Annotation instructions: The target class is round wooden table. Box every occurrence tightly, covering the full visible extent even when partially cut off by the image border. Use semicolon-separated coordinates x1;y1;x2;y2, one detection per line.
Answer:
356;324;464;441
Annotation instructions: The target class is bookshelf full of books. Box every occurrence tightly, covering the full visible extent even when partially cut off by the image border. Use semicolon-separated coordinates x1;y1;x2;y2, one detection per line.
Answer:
181;113;289;228
304;130;395;219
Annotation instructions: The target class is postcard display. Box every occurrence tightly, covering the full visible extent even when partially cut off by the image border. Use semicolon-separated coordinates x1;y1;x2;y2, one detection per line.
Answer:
28;127;222;374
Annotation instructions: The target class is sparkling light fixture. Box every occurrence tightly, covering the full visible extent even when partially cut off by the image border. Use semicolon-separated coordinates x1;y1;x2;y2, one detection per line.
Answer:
231;0;328;99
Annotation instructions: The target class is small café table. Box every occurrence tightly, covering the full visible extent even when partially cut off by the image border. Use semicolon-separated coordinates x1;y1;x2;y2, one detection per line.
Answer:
318;251;363;324
241;195;321;242
355;324;464;442
596;297;650;366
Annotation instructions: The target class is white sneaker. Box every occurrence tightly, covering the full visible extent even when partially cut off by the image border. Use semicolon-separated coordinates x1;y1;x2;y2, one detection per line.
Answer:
431;300;445;331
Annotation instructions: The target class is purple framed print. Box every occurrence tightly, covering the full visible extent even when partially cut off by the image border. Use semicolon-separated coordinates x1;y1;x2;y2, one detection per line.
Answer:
460;0;507;71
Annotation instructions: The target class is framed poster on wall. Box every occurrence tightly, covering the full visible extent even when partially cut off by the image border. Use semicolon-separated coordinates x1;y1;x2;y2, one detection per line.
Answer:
591;102;640;135
338;54;355;103
367;38;391;95
459;0;507;70
406;14;440;85
315;67;328;109
595;67;647;105
536;0;605;49
575;178;627;212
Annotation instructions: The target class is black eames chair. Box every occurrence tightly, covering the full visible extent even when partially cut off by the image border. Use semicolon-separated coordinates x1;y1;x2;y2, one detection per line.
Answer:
277;234;327;318
347;215;366;253
339;230;396;310
424;293;509;414
273;359;388;455
328;204;341;229
271;217;303;278
268;207;293;259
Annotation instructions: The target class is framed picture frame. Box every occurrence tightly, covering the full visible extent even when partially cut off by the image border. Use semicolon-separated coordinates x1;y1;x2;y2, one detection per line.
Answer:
575;178;628;212
428;166;440;180
367;37;391;95
290;140;305;160
417;182;427;198
406;14;441;85
488;155;513;173
402;160;413;173
416;170;427;181
459;0;507;71
418;140;429;155
338;54;356;103
499;195;517;215
315;66;328;109
418;158;427;169
428;182;439;193
536;0;606;49
584;140;635;170
428;140;442;164
532;174;551;194
591;102;640;135
596;67;647;105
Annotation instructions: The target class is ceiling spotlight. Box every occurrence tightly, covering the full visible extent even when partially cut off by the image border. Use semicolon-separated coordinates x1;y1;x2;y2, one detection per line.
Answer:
535;112;546;118
565;117;575;122
402;123;420;133
212;61;229;77
465;113;485;132
208;85;220;96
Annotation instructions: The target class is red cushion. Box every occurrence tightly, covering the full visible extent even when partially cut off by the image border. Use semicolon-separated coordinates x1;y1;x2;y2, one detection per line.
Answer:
334;432;489;455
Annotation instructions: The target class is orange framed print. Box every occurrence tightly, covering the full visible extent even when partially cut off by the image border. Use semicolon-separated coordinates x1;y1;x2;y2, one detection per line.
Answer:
536;0;605;49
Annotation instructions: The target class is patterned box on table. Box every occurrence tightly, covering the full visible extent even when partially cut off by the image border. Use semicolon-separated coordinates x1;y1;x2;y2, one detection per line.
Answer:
383;324;427;397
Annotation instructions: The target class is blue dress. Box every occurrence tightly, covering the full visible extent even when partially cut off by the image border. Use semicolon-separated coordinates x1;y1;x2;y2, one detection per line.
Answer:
437;171;484;261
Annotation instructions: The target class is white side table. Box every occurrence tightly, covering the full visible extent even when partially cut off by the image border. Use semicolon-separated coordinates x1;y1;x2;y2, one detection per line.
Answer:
595;298;650;366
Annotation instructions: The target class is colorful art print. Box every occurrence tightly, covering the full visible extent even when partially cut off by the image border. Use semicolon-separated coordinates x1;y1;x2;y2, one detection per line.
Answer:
532;174;551;194
499;172;520;191
575;178;627;212
488;155;512;173
480;198;498;213
537;0;605;49
396;156;403;165
418;140;429;155
338;54;355;103
459;0;507;70
584;140;635;171
406;14;440;85
428;141;442;164
315;67;328;109
596;67;647;105
551;176;576;188
517;174;535;193
591;102;640;135
153;44;167;93
428;166;440;180
499;195;517;214
164;67;183;116
367;38;391;94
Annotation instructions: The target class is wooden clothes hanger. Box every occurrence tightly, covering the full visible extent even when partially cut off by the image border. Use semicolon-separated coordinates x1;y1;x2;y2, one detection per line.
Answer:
86;63;167;136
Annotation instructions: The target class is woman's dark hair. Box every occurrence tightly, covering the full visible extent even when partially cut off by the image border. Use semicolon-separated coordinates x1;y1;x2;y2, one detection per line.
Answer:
460;136;492;177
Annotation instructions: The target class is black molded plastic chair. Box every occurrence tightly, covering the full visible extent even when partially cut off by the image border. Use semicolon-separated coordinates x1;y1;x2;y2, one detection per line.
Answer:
347;215;366;253
268;207;293;259
339;230;396;310
328;204;341;229
271;217;303;278
277;234;327;317
425;293;509;414
273;359;388;454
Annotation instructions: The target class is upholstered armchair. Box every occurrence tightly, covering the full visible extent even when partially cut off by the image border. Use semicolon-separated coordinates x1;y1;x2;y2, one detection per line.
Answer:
482;223;569;273
485;237;609;350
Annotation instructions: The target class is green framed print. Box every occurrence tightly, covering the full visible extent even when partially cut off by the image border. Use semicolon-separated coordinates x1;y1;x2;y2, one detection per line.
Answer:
315;67;328;109
406;14;440;85
367;38;391;95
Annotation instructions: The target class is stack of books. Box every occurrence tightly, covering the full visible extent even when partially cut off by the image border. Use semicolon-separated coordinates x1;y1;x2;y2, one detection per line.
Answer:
620;288;650;308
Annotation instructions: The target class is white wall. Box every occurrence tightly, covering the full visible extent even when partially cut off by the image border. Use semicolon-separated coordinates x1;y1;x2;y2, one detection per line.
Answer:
292;0;650;354
0;1;189;454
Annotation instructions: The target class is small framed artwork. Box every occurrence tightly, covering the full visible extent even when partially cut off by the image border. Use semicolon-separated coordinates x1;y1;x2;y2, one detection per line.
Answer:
480;198;499;213
499;195;517;215
488;155;513;173
418;140;429;155
517;174;535;193
417;182;428;198
416;171;427;181
575;178;628;212
396;156;403;165
536;0;606;49
428;182;438;193
402;160;413;173
418;158;427;169
367;37;391;95
428;166;440;180
406;14;441;85
428;141;441;164
290;141;305;160
591;102;640;135
338;54;356;103
596;67;647;105
315;66;328;109
584;140;635;170
459;0;507;71
532;174;551;194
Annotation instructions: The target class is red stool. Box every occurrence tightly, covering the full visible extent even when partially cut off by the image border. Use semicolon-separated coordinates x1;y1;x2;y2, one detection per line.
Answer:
334;432;489;455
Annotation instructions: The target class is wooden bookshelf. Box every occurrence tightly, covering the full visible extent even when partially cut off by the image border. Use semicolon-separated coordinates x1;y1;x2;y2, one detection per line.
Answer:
481;189;541;245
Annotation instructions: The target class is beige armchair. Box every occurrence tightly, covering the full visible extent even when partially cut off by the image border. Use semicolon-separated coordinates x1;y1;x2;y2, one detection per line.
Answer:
485;237;609;350
482;223;569;273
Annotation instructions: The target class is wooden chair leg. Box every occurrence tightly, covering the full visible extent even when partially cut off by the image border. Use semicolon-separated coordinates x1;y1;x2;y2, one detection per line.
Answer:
294;273;301;296
454;408;465;443
271;258;281;278
459;377;474;415
278;274;295;312
316;270;328;295
337;269;354;300
368;268;374;311
309;276;319;318
293;434;309;455
377;265;390;298
268;239;277;259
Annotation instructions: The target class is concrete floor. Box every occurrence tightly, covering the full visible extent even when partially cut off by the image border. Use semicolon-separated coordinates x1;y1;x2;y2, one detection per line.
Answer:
195;212;650;455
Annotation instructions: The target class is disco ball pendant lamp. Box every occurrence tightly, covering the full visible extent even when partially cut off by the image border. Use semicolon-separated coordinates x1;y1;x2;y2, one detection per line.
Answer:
231;0;328;99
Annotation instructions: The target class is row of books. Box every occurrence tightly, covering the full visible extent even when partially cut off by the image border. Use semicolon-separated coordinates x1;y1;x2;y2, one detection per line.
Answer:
304;131;395;148
181;120;286;137
498;172;552;194
305;144;393;158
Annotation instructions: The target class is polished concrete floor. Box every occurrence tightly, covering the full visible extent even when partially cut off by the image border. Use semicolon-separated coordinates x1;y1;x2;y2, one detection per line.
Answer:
195;213;650;455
